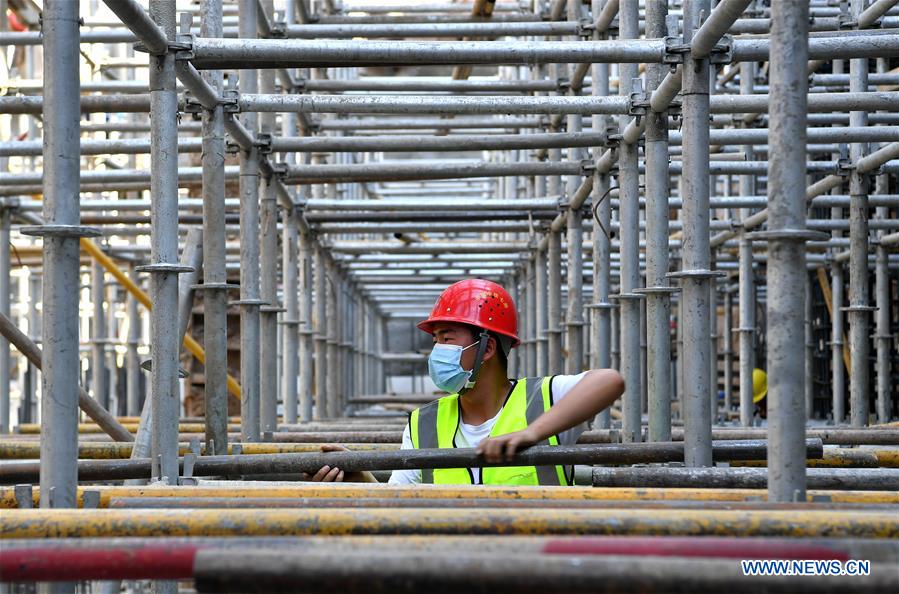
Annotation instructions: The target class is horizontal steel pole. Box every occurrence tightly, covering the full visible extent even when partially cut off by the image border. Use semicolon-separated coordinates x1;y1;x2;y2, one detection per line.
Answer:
733;34;899;61
3;166;239;187
3;534;897;587
240;94;630;115
299;78;562;93
329;242;528;254
733;449;899;469
188;38;668;68
0;441;397;460
195;550;899;593
0;441;823;484
592;468;899;491
2;508;895;539
672;126;899;146
708;91;899;114
304;211;556;223
284;22;581;38
316;116;540;130
4;485;897;510
105;496;898;511
282;161;584;183
0;138;203;157
270;132;607;153
304;198;560;211
0;95;154;115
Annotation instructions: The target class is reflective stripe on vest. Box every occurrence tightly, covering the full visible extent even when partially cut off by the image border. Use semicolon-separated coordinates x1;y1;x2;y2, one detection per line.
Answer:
409;377;571;486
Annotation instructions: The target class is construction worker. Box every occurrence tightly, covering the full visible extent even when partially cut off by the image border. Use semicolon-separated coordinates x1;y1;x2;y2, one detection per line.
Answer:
308;278;624;485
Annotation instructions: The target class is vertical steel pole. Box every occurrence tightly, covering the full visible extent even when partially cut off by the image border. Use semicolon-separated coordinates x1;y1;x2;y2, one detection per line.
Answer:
873;57;891;424
91;260;109;411
39;0;82;514
591;0;612;429
299;225;314;422
547;231;563;374
201;0;229;454
24;272;41;424
145;0;182;484
126;273;142;418
847;0;872;428
282;207;300;425
524;256;537;374
238;0;262;442
564;0;585;376
259;2;279;435
535;246;549;376
259;173;279;435
643;0;672;442
314;242;327;420
326;259;340;418
0;206;9;433
737;58;756;428
765;0;810;503
678;0;713;466
805;273;815;419
616;0;642;444
723;289;734;413
830;61;846;426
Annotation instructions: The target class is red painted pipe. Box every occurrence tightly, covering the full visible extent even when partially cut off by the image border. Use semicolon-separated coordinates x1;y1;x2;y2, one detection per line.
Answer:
0;546;198;582
542;537;850;560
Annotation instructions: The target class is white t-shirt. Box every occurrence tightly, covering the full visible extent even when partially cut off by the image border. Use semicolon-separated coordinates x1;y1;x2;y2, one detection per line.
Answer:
388;372;589;485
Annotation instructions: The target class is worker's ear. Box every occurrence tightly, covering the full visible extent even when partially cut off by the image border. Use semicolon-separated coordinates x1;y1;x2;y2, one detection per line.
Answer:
482;335;497;362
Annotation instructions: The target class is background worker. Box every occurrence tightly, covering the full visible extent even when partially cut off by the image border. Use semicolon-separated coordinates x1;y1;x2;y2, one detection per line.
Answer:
309;278;625;485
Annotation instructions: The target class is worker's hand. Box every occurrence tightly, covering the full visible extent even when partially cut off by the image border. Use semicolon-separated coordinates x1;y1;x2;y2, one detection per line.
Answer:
476;428;540;463
305;444;372;483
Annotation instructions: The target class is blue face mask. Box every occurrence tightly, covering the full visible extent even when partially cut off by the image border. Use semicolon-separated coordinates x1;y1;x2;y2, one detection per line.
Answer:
428;341;478;394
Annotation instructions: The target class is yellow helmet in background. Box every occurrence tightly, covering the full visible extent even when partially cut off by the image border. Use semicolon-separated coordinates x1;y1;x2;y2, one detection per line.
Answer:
752;368;768;403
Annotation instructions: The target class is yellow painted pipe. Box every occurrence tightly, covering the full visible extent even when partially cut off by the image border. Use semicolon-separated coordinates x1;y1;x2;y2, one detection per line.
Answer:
80;238;242;401
731;449;899;469
0;442;397;460
2;508;896;538
3;485;898;510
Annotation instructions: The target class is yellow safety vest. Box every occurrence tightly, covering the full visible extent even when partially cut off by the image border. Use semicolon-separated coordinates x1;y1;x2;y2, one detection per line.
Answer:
409;376;571;486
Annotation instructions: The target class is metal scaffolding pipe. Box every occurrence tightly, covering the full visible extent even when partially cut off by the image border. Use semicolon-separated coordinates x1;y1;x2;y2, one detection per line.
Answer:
642;0;672;443
284;21;581;38
592;467;899;491
677;0;714;468
238;0;262;443
0;440;824;484
269;132;607;153
1;506;893;539
188;38;668;68
199;0;230;456
36;0;85;513
763;0;811;503
240;93;630;115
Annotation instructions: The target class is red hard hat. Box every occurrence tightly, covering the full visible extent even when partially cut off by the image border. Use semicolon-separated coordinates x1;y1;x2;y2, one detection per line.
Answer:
417;279;520;348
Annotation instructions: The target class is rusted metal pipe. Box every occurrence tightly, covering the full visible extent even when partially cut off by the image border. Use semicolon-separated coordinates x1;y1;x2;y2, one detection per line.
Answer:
0;440;823;484
4;484;896;510
104;496;898;512
592;467;899;491
1;507;896;539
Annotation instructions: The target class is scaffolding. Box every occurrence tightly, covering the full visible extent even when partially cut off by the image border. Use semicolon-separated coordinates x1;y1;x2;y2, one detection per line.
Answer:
1;0;898;591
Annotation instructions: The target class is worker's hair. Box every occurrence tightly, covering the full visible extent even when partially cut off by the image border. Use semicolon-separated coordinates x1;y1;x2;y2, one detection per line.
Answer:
461;324;509;371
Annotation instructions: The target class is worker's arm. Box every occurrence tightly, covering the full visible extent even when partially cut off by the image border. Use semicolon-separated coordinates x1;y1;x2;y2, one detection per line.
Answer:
476;368;624;463
306;444;380;483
